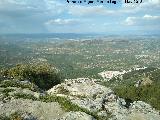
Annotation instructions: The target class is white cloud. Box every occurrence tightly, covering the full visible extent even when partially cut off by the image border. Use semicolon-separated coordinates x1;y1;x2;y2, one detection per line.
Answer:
124;17;137;25
45;18;80;25
0;0;65;33
148;0;160;5
124;14;160;26
143;14;160;20
0;0;159;33
0;0;64;17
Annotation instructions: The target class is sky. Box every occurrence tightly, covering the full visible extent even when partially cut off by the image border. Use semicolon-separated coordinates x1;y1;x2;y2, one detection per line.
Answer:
0;0;159;34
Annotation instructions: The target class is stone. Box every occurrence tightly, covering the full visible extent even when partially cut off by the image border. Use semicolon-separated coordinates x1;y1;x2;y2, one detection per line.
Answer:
0;99;65;120
57;111;96;120
48;78;114;112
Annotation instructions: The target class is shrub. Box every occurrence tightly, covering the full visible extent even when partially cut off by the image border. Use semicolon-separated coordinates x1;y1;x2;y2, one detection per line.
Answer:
1;63;62;90
13;93;38;101
0;80;38;92
2;88;15;97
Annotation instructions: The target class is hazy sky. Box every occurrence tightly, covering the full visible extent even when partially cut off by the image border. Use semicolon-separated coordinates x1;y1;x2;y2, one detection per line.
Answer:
0;0;160;34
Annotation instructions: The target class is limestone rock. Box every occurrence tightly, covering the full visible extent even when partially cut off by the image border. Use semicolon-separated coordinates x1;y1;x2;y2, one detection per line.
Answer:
57;111;95;120
0;98;65;120
48;78;160;120
48;78;114;112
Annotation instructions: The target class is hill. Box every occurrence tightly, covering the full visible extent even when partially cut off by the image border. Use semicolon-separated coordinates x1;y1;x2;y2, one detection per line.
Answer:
101;67;160;110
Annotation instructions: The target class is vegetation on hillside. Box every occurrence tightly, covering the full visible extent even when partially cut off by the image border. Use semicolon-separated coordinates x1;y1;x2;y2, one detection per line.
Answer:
0;63;62;90
101;68;160;110
1;37;160;79
114;84;160;110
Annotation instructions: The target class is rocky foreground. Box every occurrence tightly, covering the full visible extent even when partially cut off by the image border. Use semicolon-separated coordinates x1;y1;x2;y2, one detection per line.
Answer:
0;78;160;120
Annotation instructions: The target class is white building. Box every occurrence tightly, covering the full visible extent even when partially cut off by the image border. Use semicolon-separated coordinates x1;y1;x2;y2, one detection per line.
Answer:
98;71;126;80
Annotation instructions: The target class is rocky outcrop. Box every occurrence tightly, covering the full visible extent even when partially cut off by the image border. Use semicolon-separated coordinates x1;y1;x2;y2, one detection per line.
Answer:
48;78;113;111
0;78;160;120
0;98;65;120
48;78;160;120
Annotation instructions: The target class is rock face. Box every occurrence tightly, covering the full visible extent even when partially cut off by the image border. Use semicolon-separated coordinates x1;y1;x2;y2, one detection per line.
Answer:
48;78;113;112
0;98;65;120
48;78;160;120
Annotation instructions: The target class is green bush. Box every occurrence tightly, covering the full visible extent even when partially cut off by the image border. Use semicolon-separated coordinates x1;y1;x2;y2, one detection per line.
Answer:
1;63;62;90
13;93;38;101
2;88;15;97
0;80;39;92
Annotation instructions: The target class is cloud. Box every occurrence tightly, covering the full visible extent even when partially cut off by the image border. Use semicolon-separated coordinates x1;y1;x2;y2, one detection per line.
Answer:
44;18;87;33
0;0;159;34
122;0;160;13
124;17;136;25
68;5;114;16
45;18;80;25
0;0;64;18
0;0;65;33
143;14;160;20
67;0;160;17
124;14;160;26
